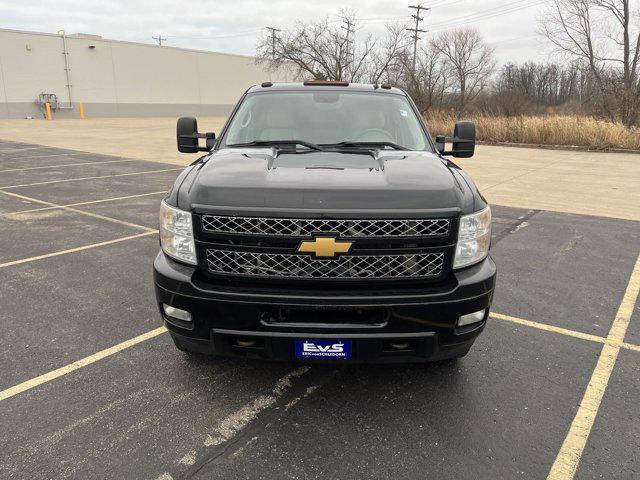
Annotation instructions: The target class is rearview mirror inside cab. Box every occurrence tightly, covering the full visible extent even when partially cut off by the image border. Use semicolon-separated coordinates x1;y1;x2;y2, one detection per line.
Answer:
435;121;476;158
176;117;215;153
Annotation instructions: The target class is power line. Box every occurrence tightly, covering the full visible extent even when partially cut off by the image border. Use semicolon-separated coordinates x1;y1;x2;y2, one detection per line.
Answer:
487;34;538;46
430;0;529;27
407;4;430;73
327;14;407;24
152;35;167;46
165;28;263;40
429;0;545;31
429;0;462;8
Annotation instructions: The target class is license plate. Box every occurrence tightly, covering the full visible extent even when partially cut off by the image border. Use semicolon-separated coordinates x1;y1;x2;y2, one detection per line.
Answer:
294;339;352;360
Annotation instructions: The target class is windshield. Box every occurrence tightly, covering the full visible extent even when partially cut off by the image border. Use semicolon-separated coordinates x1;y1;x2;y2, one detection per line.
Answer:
222;91;430;151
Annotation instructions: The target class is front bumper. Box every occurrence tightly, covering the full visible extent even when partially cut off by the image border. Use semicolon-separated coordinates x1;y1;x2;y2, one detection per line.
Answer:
154;251;496;363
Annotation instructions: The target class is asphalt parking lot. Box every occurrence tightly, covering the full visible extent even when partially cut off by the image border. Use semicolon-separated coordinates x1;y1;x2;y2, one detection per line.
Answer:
0;138;639;480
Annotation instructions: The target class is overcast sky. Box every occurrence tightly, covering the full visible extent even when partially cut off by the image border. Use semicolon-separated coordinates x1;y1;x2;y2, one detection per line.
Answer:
0;0;551;64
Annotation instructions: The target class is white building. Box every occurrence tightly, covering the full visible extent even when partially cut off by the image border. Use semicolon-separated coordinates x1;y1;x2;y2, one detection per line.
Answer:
0;28;289;119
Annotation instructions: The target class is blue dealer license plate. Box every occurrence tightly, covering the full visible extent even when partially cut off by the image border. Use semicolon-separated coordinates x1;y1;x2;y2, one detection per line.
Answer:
294;339;352;360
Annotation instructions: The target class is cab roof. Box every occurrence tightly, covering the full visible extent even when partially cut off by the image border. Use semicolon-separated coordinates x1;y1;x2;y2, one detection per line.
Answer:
247;82;405;95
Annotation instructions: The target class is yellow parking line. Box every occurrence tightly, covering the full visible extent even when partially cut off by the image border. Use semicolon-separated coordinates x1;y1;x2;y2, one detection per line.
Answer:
491;313;607;344
0;289;637;407
0;167;182;189
0;327;167;402
1;190;167;217
60;207;157;232
0;190;156;232
0;158;135;173
621;341;640;353
547;254;640;480
0;151;79;160
0;188;74;208
491;312;640;353
0;145;52;152
0;231;157;269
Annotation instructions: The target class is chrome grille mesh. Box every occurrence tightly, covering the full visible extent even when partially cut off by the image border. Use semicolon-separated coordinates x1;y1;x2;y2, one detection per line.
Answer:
200;215;450;237
205;249;444;279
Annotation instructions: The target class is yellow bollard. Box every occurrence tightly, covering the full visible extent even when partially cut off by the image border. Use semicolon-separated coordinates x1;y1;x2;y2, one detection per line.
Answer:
45;102;52;120
78;102;85;119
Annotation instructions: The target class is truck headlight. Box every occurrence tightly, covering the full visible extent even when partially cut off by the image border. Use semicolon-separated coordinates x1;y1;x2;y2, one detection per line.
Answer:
454;206;491;269
159;201;197;265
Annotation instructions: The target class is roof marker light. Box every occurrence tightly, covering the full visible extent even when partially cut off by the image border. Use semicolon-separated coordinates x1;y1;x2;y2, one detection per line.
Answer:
303;80;350;87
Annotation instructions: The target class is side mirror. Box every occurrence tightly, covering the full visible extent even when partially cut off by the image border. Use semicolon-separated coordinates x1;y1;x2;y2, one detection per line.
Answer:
452;121;475;158
435;121;476;158
177;117;215;153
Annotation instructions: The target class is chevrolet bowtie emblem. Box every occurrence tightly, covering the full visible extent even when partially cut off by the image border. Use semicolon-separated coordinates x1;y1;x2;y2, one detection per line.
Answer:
297;236;353;258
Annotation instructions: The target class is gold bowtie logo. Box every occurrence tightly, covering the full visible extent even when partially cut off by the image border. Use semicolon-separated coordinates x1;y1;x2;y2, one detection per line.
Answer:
298;236;353;258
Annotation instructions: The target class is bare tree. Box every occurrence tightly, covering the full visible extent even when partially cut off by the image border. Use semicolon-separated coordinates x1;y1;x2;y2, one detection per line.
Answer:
366;23;411;84
430;28;496;115
257;11;382;83
256;14;496;117
494;61;587;110
402;45;450;113
541;0;640;125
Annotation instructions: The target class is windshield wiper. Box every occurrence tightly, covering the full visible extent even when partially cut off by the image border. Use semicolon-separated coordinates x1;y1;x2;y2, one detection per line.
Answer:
226;140;324;151
320;141;409;151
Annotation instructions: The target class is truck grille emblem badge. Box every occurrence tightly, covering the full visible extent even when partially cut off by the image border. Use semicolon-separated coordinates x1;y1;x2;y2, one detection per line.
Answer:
297;236;353;258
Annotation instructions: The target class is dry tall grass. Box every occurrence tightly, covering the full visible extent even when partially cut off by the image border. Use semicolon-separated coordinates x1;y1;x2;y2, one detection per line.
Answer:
424;112;640;151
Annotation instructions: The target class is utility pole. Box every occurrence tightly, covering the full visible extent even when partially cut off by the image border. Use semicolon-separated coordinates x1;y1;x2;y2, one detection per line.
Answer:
265;27;281;58
341;17;355;75
152;35;167;46
407;5;430;73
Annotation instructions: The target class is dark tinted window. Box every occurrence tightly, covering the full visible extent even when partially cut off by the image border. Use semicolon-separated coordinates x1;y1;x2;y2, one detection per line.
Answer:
223;91;429;151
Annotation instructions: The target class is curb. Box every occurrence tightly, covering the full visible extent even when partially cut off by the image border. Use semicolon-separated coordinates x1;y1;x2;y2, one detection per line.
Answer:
476;141;640;154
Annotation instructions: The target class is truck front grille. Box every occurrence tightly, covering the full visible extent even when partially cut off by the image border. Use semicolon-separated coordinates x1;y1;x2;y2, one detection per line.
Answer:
205;249;444;280
201;215;450;238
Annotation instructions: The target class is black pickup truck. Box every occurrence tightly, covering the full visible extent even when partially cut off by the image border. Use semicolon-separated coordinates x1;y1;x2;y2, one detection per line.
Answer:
154;81;496;363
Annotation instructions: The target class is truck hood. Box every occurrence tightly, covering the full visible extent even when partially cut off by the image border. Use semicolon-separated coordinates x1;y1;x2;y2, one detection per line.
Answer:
180;148;474;215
